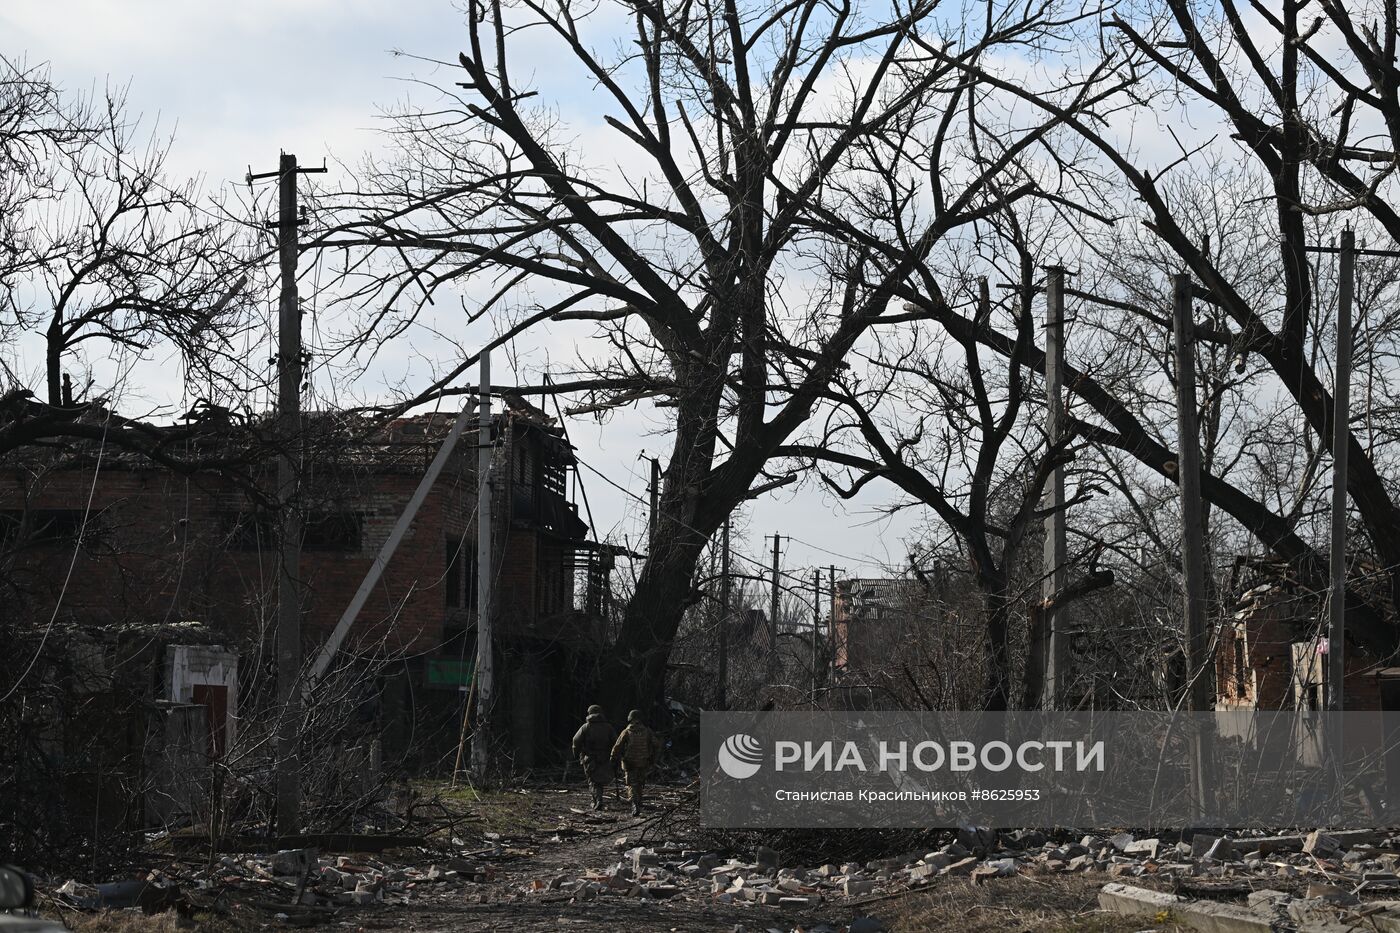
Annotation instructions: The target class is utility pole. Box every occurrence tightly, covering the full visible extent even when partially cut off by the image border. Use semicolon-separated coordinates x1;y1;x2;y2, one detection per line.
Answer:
274;152;302;836
472;351;494;780
769;534;783;646
248;152;324;836
812;568;821;700
1300;232;1400;711
718;520;730;710
1173;273;1211;712
1329;229;1354;711
829;566;838;670
1042;265;1068;710
1172;272;1212;816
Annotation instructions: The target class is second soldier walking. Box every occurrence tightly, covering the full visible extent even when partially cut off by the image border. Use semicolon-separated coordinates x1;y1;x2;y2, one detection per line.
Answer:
610;710;662;815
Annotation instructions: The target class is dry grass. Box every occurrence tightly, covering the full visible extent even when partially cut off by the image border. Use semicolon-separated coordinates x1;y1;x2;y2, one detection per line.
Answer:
887;874;1186;933
419;779;554;837
45;909;246;932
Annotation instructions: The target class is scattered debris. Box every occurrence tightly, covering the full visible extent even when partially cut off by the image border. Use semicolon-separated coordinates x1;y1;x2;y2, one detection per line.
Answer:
1101;880;1400;932
30;778;1400;933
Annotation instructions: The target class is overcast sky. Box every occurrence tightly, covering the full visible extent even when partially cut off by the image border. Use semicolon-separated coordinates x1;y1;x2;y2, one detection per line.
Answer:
2;0;922;588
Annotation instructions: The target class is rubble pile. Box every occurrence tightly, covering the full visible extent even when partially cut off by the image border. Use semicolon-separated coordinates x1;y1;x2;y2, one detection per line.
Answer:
506;826;1400;928
510;829;1030;912
43;842;521;924
36;802;1400;933
1103;881;1400;932
1054;827;1400;889
258;849;501;909
505;837;891;932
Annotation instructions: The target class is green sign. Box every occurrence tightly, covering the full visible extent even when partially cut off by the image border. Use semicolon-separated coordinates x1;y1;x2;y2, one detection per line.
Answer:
427;658;474;687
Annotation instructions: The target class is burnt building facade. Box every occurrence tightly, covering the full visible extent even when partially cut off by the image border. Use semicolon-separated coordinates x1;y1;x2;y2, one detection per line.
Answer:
0;397;614;777
828;576;931;709
1217;558;1400;712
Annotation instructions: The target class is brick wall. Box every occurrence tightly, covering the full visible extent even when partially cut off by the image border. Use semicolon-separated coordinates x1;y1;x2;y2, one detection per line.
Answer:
1217;591;1391;711
0;462;476;655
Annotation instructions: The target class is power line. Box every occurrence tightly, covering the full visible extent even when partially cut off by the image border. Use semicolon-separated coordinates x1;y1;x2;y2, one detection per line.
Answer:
576;456;646;504
784;533;891;570
0;411;112;703
571;449;833;593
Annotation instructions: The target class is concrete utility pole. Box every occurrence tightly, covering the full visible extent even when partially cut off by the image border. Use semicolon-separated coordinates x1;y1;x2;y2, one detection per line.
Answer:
769;534;783;646
309;404;477;688
829;566;838;669
1172;272;1212;815
1329;229;1354;711
275;152;302;836
1042;266;1069;710
718;520;730;710
247;151;323;835
1172;273;1212;714
472;351;495;780
812;568;821;699
1301;231;1400;710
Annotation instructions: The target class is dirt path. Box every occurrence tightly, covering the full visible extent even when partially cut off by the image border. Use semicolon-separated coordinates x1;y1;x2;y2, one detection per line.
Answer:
373;784;860;932
351;784;1174;932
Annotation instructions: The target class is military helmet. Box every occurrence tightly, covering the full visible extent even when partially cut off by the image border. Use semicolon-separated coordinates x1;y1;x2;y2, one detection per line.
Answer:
628;709;643;723
587;704;603;716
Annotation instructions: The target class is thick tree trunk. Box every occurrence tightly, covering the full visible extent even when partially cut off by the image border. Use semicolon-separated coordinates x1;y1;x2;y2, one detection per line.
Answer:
595;367;733;718
45;320;63;407
980;578;1013;711
596;520;715;719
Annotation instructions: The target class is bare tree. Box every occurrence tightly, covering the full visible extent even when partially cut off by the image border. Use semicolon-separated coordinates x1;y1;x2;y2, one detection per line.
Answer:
912;2;1400;640
782;211;1119;709
0;55;266;474
0;56;255;410
320;0;1130;712
1;55;77;295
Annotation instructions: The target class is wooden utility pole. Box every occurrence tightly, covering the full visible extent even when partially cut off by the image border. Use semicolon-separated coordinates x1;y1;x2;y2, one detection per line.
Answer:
718;520;730;710
247;151;322;835
1329;229;1354;711
1042;266;1069;710
471;351;494;780
1172;272;1212;815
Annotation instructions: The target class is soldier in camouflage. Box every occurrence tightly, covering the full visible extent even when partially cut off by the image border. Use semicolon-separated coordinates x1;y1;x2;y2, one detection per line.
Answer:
571;704;617;810
610;709;662;816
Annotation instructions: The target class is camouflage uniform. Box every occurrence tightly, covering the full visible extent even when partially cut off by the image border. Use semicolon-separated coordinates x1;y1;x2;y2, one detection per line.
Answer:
610;710;662;815
571;706;617;810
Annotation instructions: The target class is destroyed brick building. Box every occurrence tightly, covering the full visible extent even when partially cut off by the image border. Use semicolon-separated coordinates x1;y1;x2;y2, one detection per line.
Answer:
831;578;920;674
828;577;930;709
1216;557;1400;711
0;395;615;797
